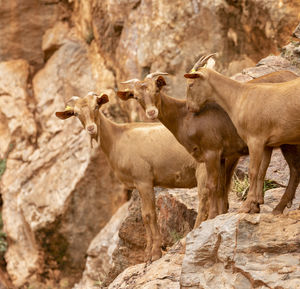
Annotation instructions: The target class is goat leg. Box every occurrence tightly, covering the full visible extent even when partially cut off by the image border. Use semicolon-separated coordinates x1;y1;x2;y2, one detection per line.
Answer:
273;145;300;214
194;163;208;228
137;182;162;262
239;141;265;213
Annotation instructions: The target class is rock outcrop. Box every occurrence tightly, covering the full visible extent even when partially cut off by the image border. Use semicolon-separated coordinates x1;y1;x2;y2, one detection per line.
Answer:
181;211;300;289
0;33;126;288
75;188;198;288
0;0;300;288
107;189;300;289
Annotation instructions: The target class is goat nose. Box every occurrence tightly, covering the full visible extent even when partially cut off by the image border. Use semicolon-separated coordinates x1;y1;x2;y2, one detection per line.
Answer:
148;109;156;116
87;125;95;132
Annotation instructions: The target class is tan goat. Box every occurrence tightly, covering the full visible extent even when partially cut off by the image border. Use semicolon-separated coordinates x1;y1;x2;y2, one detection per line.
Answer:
118;69;300;219
185;54;300;213
55;92;205;262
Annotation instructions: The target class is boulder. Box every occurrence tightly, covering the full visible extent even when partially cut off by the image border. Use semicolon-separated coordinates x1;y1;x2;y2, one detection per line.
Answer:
75;188;198;287
91;0;300;120
0;33;126;287
181;211;300;289
0;0;70;69
74;202;130;289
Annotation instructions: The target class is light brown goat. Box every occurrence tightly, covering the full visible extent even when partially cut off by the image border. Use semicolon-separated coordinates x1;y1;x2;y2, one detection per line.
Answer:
185;54;300;213
118;68;300;219
55;92;205;262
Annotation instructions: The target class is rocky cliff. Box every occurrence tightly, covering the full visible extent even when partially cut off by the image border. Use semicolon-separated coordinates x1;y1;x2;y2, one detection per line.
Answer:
0;0;299;288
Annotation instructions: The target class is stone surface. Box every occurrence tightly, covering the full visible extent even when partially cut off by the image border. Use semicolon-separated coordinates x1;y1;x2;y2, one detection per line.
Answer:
103;188;198;286
181;211;300;289
108;239;185;289
0;34;126;287
92;0;300;120
0;0;70;69
74;202;130;289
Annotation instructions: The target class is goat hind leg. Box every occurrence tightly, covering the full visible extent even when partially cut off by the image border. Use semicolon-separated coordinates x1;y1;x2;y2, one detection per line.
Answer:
273;145;300;214
194;163;208;228
137;183;162;262
205;152;221;219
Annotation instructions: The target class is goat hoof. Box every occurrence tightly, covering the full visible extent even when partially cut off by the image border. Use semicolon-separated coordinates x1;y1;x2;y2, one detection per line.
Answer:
239;200;259;213
151;250;162;262
272;204;283;215
249;202;260;214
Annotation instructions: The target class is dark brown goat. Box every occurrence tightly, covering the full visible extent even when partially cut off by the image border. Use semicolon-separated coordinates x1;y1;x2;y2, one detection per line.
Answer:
118;70;299;220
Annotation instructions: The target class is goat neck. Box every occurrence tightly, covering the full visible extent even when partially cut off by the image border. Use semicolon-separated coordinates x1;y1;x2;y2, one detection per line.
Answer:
206;69;243;117
98;111;121;156
158;91;186;135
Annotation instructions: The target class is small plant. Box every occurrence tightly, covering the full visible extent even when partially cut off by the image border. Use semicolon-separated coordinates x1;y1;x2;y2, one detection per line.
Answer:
0;213;7;256
0;159;6;178
233;173;280;200
170;230;183;243
85;27;94;44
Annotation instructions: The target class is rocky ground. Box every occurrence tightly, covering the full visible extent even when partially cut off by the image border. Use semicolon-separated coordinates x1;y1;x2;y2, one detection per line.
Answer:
0;0;299;288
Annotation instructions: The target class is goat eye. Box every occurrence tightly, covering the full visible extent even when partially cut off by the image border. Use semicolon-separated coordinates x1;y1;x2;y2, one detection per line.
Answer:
74;112;78;117
95;105;99;110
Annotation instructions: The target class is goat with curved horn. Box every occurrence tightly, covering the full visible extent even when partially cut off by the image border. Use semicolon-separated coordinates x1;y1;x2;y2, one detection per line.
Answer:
120;78;140;84
146;72;169;79
192;53;217;71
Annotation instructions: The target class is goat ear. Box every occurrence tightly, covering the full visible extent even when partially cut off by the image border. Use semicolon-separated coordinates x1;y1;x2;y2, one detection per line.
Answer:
184;73;201;79
117;91;134;101
55;108;74;120
184;71;207;79
97;94;109;106
156;76;166;89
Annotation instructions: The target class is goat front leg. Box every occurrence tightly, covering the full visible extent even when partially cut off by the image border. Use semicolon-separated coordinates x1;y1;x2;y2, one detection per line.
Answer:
205;151;222;219
136;182;162;262
239;141;265;213
273;145;300;214
194;162;208;228
255;146;273;205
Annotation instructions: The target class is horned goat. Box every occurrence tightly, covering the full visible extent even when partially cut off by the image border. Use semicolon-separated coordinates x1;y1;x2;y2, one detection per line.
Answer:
185;54;300;213
55;92;205;262
118;67;300;217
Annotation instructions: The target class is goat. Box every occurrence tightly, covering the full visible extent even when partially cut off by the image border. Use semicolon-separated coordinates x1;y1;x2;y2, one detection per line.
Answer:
55;92;205;262
185;54;300;213
118;68;300;218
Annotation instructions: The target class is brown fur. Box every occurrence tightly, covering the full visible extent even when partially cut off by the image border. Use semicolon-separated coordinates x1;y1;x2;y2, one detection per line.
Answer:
119;70;300;219
56;92;204;262
185;61;300;213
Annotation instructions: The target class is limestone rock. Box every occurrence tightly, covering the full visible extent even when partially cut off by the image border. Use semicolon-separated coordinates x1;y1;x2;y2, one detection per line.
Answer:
91;0;299;120
181;211;300;289
76;188;198;287
0;0;70;69
108;239;185;289
0;35;126;287
74;202;130;289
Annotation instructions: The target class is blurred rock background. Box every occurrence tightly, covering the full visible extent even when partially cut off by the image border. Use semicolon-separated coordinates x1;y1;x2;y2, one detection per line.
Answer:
0;0;299;288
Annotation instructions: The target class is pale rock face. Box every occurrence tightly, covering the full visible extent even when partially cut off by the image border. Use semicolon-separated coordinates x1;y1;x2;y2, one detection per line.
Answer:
92;0;300;120
74;202;130;289
181;211;300;289
108;239;185;289
0;32;126;287
0;0;69;69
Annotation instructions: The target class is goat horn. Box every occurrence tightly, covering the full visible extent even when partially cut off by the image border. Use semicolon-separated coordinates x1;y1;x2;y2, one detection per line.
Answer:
192;53;217;71
120;78;140;84
146;72;169;79
67;96;80;103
